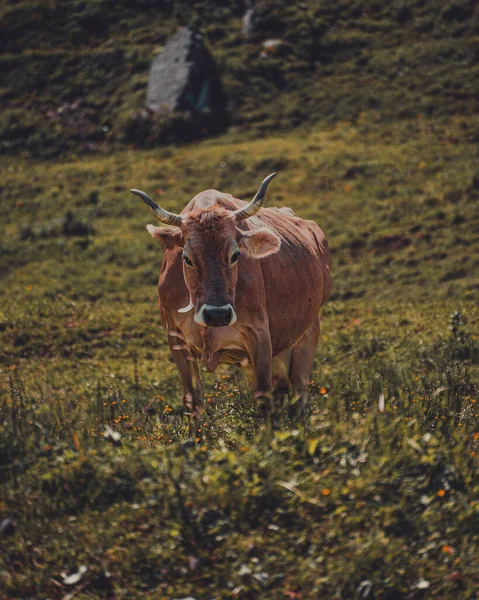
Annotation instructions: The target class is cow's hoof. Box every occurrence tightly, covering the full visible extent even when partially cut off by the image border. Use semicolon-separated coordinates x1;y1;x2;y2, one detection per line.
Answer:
288;394;306;423
256;395;279;429
182;439;197;451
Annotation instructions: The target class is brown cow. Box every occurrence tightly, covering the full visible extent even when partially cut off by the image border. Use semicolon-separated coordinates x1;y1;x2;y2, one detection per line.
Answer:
131;174;331;436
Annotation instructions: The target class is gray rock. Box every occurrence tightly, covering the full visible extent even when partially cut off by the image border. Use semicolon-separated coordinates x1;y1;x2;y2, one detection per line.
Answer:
146;27;226;128
1;518;15;536
242;8;256;35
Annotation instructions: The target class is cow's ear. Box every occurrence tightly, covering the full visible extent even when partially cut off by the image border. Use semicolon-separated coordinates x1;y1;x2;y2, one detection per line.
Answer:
237;227;281;259
147;225;184;249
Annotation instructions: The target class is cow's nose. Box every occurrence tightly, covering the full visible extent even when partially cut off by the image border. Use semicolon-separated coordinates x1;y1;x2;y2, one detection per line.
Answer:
203;306;233;327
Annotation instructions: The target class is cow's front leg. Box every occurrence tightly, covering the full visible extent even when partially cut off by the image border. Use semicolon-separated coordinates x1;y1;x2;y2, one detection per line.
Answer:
247;327;275;424
167;333;204;439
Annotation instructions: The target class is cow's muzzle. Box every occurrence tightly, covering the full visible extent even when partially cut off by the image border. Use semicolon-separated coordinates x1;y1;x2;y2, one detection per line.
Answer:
194;304;237;328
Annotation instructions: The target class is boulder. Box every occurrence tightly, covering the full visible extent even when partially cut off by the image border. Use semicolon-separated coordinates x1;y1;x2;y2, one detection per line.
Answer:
146;26;227;132
242;8;256;36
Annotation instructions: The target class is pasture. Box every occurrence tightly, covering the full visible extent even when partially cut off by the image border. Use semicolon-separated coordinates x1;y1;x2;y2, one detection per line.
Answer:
1;115;479;598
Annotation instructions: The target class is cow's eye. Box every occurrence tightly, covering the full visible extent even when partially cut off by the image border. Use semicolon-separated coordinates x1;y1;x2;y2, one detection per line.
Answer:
183;254;194;267
230;250;240;264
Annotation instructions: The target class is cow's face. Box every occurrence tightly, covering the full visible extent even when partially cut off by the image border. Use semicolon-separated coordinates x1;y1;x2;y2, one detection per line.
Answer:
148;206;281;327
133;174;279;327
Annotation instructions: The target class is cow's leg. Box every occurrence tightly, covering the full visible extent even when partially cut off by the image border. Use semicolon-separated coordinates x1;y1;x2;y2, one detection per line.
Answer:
246;327;275;423
288;317;320;421
167;334;204;439
272;349;292;412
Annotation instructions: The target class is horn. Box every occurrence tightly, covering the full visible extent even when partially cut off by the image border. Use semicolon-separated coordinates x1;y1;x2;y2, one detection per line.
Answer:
130;189;183;227
233;173;276;221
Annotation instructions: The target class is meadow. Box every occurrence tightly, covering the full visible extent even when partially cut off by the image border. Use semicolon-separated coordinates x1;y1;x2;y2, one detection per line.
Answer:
1;112;478;598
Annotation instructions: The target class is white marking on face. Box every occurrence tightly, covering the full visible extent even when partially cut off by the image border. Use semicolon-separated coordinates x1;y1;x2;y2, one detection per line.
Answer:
194;303;237;327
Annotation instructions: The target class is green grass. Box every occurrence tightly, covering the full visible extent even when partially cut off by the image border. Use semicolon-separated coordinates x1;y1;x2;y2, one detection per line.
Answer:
1;114;479;598
1;0;478;156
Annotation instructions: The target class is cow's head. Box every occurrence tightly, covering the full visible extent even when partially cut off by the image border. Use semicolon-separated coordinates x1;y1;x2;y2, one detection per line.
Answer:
132;174;281;327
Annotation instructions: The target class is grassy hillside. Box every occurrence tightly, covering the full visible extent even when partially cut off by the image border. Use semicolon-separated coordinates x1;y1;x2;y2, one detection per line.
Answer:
1;0;478;156
1;1;479;598
1;113;479;598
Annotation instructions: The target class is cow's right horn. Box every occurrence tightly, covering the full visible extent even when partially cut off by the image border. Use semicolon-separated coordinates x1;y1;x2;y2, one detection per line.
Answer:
130;189;183;227
233;173;276;221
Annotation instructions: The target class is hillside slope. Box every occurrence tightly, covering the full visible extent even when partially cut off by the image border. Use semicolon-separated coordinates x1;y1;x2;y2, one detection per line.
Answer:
1;0;478;156
1;3;479;599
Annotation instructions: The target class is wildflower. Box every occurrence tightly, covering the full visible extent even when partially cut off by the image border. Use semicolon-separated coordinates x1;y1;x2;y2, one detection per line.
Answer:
319;386;327;395
437;489;446;497
322;489;331;496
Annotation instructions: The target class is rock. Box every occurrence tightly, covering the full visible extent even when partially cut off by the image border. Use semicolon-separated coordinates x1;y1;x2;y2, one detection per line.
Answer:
242;8;256;35
146;26;227;132
1;518;15;536
260;38;284;58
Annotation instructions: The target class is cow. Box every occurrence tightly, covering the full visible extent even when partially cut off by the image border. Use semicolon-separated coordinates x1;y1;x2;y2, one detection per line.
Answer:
131;174;331;437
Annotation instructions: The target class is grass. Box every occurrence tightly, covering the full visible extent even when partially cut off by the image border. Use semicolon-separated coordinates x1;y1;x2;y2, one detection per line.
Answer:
1;0;478;156
1;113;479;598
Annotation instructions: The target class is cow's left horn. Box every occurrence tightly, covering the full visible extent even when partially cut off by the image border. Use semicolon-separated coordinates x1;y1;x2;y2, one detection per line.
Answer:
130;189;183;227
233;173;276;221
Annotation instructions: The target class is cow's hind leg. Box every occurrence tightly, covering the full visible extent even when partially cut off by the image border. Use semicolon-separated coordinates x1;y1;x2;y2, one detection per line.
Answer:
288;317;320;422
272;349;292;412
167;333;204;440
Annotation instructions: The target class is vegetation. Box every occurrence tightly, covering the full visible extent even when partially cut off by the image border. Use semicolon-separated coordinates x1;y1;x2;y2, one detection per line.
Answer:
1;0;478;156
1;113;478;598
1;1;479;598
